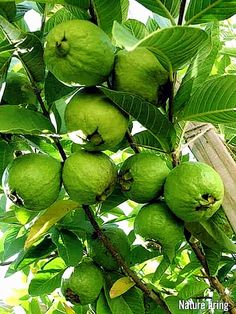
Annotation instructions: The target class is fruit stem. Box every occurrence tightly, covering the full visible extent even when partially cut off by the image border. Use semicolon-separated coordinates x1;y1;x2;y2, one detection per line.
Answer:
82;204;171;313
185;228;236;313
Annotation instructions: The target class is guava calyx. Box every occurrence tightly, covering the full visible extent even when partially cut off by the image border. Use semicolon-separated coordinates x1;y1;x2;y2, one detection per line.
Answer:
118;170;133;191
56;37;70;57
65;288;81;304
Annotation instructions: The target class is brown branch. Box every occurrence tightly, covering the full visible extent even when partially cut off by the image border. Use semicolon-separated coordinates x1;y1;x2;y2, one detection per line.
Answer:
178;0;187;25
186;233;236;313
82;205;171;314
125;130;141;154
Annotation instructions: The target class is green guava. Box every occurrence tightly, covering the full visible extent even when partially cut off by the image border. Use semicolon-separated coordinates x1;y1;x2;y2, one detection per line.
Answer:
61;259;104;305
65;89;128;151
2;72;36;105
164;161;224;222
113;47;169;104
2;153;62;210
134;202;184;260
88;224;130;270
118;153;170;203
62;150;117;205
44;20;115;86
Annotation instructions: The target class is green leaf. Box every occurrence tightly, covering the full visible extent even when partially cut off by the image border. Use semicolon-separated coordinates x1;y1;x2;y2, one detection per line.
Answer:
45;71;76;104
146;17;160;33
104;283;145;314
100;87;176;152
100;186;127;213
17;33;45;82
123;19;148;40
28;269;64;296
203;245;221;276
133;130;163;151
0;15;45;82
129;245;160;267
112;21;138;49
0;140;14;182
3;226;26;260
52;229;83;266
97;291;112;314
200;219;236;253
0;106;55;135
29;298;43;314
136;26;208;70
178;278;209;300
185;0;236;25
0;2;16;22
44;7;89;34
178;75;236;123
174;22;221;114
25;200;79;249
92;0;129;35
152;257;169;282
136;0;180;20
12;237;56;271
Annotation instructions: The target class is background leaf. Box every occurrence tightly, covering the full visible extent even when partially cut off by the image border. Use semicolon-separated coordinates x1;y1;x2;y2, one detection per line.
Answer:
178;75;236;123
178;278;209;300
174;22;221;114
185;0;236;25
110;277;135;299
52;229;83;266
25;200;79;249
28;269;64;296
123;19;148;40
137;26;208;70
136;0;180;19
112;21;139;49
0;106;55;134
92;0;129;35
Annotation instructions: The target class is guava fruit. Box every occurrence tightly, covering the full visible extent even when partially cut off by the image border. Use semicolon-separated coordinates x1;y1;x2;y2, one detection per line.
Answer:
61;259;104;305
164;161;224;222
88;224;130;270
134;202;184;261
113;47;169;104
65;89;128;151
62;150;117;205
44;20;115;86
2;153;62;210
2;72;36;105
118;153;170;203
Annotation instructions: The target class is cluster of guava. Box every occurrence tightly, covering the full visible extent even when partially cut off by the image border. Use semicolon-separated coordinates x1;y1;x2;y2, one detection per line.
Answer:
1;19;225;307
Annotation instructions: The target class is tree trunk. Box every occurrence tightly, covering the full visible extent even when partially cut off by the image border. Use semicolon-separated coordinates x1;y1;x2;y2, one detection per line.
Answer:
185;122;236;233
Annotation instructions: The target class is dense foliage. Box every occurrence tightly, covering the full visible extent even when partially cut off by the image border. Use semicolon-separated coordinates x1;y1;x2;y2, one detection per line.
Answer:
0;1;236;314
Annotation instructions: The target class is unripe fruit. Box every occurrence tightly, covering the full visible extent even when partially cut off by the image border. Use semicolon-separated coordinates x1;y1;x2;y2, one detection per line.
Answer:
3;153;62;210
65;89;128;151
62;151;117;205
44;20;115;86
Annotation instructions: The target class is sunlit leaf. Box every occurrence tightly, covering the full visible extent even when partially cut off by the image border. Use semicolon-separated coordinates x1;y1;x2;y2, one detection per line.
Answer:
109;277;135;299
25;200;79;249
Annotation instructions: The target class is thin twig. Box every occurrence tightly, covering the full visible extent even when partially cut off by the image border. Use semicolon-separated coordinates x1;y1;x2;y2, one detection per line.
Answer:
82;205;171;313
34;89;67;162
125;130;141;154
185;230;236;313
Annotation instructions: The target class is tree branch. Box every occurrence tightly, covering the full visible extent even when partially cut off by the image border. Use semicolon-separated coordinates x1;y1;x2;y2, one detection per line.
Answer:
125;130;141;154
185;230;236;313
178;0;187;25
82;204;171;313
